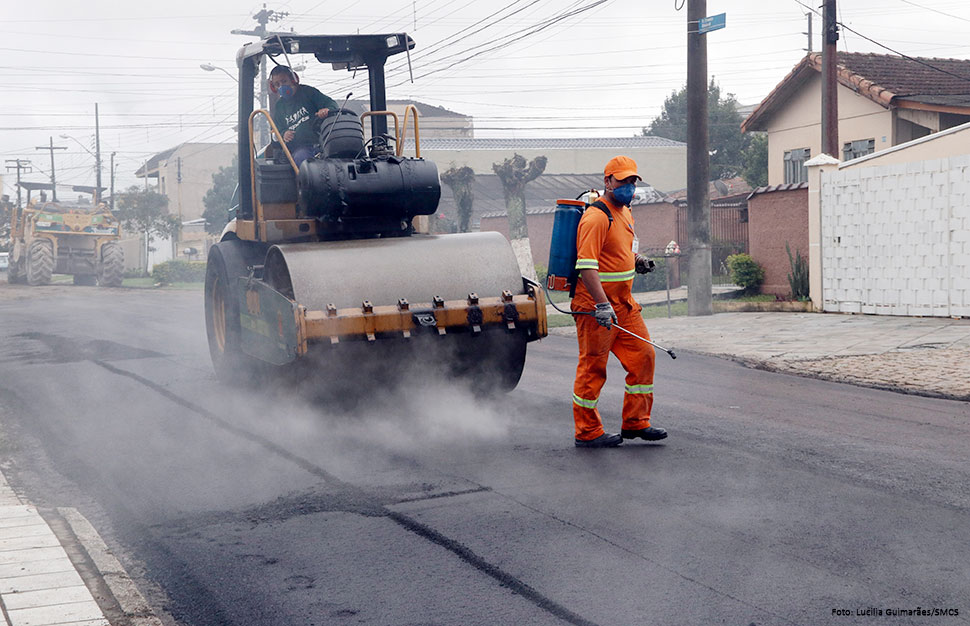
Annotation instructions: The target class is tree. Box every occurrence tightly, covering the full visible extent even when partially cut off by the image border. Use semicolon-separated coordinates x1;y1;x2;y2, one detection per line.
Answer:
741;132;768;189
0;195;12;252
115;186;179;252
493;153;547;281
643;78;746;180
439;165;475;233
202;157;238;236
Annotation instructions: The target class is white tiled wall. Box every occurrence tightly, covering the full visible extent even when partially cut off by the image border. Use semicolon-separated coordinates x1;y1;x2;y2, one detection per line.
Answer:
821;155;970;317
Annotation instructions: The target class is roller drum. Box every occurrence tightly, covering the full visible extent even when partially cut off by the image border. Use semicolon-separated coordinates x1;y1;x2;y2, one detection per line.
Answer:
264;231;525;311
263;231;531;394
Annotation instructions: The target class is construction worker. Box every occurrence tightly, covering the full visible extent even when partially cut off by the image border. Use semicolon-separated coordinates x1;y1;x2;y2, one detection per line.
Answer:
268;65;338;165
572;155;667;448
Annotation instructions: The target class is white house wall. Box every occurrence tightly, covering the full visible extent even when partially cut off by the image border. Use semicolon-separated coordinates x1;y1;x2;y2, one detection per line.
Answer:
820;154;970;317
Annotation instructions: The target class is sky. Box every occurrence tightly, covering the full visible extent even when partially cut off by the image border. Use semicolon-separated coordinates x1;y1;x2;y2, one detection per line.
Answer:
3;0;970;201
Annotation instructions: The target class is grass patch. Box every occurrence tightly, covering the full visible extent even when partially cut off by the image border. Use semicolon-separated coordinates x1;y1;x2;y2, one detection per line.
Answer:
548;300;687;329
641;301;688;318
548;313;575;328
121;277;203;290
730;294;776;302
122;277;157;288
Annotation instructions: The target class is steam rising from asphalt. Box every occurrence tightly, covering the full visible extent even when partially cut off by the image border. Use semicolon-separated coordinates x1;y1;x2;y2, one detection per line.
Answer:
0;287;522;520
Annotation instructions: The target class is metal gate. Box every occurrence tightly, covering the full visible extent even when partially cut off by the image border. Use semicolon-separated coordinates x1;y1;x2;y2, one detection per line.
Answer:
676;198;749;284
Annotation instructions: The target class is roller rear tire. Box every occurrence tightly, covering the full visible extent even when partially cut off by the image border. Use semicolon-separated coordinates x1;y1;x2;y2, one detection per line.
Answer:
205;240;265;384
452;331;529;396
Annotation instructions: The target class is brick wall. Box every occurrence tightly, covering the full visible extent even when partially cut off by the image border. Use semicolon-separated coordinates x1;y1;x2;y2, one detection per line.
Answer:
748;187;809;296
478;212;555;270
820;154;970;317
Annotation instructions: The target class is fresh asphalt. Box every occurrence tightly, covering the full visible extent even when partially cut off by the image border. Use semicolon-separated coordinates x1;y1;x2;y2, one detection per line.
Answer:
0;286;968;625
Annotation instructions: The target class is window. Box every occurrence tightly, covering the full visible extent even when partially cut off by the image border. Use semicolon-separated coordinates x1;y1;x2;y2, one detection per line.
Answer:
843;138;875;161
783;148;810;184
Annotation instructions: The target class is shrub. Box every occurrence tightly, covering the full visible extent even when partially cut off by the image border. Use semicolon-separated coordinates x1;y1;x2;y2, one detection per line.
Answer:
726;253;764;294
786;242;809;301
151;260;206;285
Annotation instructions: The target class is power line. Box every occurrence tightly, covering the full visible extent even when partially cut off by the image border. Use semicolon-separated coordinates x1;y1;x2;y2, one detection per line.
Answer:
791;0;970;84
897;0;970;23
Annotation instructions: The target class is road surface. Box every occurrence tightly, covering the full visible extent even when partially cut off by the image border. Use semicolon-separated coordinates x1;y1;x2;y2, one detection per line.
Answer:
0;285;967;625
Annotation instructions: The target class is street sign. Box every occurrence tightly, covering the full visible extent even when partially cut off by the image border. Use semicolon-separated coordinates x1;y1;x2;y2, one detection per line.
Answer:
698;13;726;34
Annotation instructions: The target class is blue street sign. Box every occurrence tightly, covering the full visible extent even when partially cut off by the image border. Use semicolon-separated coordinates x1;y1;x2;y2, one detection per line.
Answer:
698;13;726;34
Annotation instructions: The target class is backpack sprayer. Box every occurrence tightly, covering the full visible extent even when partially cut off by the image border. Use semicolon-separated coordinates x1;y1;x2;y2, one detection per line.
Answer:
544;193;677;360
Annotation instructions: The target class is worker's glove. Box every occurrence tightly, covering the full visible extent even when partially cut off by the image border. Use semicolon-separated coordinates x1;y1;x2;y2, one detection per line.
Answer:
635;254;656;274
593;302;617;329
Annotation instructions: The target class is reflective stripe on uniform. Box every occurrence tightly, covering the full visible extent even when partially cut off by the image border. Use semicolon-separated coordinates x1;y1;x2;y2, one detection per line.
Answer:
575;258;599;270
572;393;598;409
624;384;654;395
599;269;636;282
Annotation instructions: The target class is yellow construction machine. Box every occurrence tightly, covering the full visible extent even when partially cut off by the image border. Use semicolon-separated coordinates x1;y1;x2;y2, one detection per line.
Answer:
7;198;123;287
204;34;547;392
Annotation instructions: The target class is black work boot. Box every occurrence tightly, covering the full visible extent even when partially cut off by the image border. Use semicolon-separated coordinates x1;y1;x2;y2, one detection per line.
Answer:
621;427;668;441
575;433;623;448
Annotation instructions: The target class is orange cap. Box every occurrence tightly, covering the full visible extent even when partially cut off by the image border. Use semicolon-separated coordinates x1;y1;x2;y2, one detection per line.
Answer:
604;155;642;182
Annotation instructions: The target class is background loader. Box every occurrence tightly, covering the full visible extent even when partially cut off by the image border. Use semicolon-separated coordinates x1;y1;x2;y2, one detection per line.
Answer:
7;199;124;287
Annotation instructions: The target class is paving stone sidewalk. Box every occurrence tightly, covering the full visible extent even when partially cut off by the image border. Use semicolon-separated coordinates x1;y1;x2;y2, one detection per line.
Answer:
0;474;108;626
550;311;970;401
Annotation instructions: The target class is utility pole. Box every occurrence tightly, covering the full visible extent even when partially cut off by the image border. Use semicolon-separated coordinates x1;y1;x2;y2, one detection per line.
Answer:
231;4;290;146
175;156;183;258
110;152;116;212
687;0;712;316
35;138;67;202
94;103;103;204
4;159;32;208
804;12;813;53
821;0;839;158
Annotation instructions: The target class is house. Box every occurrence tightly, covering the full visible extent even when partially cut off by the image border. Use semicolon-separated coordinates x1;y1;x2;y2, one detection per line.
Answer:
135;142;235;266
348;99;474;139
742;52;970;186
135;143;236;224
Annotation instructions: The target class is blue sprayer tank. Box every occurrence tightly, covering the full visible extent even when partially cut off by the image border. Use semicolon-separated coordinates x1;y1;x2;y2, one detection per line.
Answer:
546;199;587;292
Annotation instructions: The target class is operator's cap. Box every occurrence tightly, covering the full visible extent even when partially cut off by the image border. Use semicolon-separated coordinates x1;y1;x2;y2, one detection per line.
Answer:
604;155;642;182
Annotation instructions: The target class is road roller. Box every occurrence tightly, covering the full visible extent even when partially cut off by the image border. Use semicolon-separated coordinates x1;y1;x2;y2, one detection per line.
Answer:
204;33;547;393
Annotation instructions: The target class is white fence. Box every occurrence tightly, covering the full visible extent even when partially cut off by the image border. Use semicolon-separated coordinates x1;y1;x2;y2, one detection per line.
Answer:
819;154;970;317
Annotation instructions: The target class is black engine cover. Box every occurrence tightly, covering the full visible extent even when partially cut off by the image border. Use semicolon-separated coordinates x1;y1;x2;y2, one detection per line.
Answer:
297;156;441;225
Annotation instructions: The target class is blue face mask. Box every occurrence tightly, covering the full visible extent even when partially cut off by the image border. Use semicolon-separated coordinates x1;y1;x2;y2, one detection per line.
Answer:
278;84;295;99
611;183;636;206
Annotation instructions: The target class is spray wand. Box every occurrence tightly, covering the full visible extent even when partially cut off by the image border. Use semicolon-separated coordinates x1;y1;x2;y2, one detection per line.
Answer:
543;284;677;359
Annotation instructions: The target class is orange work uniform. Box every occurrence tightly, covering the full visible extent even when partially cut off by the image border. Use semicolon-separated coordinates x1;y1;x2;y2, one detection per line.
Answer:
571;195;656;441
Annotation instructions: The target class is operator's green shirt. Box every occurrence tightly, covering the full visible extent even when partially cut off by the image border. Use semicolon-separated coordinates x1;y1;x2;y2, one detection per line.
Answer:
272;85;338;147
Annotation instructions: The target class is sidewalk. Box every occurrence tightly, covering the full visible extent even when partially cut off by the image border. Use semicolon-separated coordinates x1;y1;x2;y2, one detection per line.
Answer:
0;468;164;626
0;473;109;626
550;310;970;401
